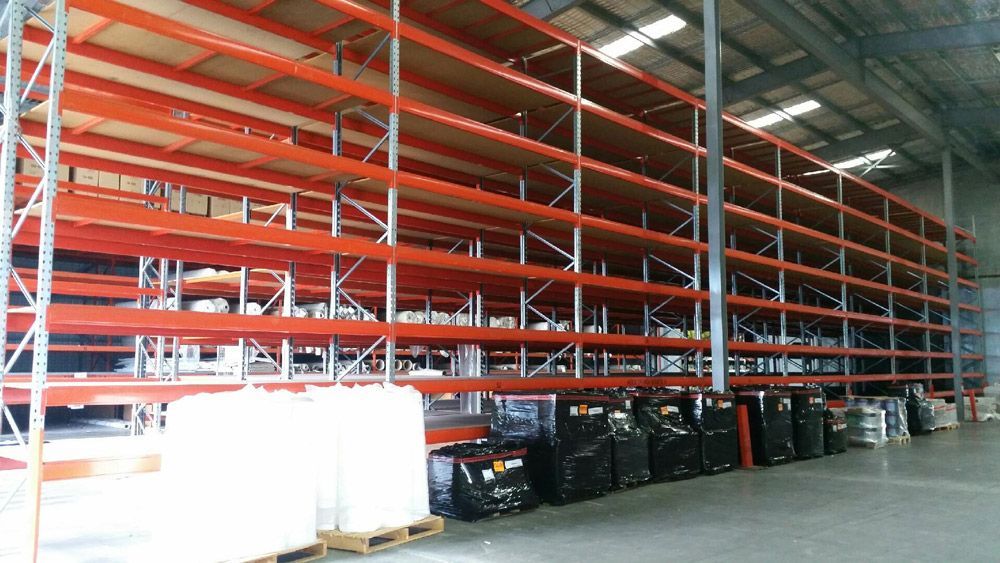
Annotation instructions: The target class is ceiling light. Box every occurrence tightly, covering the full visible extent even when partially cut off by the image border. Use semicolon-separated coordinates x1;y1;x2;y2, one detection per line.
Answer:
639;15;686;39
746;113;785;128
834;148;895;169
784;99;821;116
598;14;686;59
742;99;821;129
599;35;643;58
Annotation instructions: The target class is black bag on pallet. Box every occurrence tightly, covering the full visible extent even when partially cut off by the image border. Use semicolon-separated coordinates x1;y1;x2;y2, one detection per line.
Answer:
607;396;651;488
428;442;539;521
735;388;795;466
634;392;701;481
823;410;847;455
789;387;825;459
680;391;738;474
889;383;935;435
491;392;612;505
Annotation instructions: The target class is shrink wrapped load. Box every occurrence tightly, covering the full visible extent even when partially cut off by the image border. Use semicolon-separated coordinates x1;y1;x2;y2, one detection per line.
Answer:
427;442;539;521
606;395;651;488
929;398;958;429
633;391;701;480
490;392;612;505
735;388;795;466
823;409;848;455
679;391;738;475
845;397;909;438
846;407;887;448
789;387;825;459
889;383;935;434
964;395;998;421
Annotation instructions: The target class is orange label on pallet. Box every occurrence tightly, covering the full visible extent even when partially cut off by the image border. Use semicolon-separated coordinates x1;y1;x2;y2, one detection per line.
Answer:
492;460;505;472
579;404;588;415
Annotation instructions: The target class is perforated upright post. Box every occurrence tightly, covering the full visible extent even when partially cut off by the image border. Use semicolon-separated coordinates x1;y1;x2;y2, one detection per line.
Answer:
383;0;401;383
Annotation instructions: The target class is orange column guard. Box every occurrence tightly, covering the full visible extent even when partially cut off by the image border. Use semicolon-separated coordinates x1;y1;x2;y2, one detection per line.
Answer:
736;404;754;468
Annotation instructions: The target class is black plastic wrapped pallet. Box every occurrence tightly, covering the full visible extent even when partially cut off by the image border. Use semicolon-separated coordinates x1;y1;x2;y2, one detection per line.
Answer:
823;410;847;455
735;388;795;466
889;384;935;435
607;397;651;488
427;442;540;521
789;387;825;459
680;392;738;474
633;392;701;481
490;392;612;505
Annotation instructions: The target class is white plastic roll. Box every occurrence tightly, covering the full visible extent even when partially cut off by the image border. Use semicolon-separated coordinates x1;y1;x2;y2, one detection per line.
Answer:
244;302;263;316
528;321;550;331
301;303;328;316
181;298;229;313
181;267;218;279
395;311;416;323
374;359;385;372
402;359;414;372
393;359;403;372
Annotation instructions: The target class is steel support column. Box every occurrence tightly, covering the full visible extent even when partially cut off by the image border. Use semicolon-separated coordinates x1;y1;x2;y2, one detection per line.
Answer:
383;0;401;383
704;0;729;391
24;0;68;558
943;149;964;419
572;42;584;379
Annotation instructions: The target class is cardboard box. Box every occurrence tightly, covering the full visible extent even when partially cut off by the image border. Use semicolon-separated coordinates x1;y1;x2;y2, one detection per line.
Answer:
16;159;69;181
170;190;209;216
19;157;42;177
120;176;144;202
210;196;242;218
72;167;100;186
98;171;120;199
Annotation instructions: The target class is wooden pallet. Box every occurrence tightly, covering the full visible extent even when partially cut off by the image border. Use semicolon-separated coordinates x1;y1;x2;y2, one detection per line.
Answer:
320;515;444;555
887;435;911;444
851;440;886;449
231;539;327;563
933;422;961;432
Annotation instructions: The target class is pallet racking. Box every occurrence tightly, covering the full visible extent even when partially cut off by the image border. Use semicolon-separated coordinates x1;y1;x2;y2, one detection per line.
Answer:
0;0;984;559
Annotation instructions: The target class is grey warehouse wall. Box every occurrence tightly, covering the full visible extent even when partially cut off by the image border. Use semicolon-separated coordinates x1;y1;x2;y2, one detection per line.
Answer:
893;167;1000;384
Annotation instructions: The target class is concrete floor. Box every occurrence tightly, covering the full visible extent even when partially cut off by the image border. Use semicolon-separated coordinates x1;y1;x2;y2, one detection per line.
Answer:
2;424;999;562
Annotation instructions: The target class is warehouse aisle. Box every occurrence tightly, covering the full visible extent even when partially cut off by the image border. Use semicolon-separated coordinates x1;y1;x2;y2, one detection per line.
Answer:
0;424;996;562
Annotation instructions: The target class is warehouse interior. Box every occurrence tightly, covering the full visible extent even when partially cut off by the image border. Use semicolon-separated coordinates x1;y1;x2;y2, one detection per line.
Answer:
0;0;998;561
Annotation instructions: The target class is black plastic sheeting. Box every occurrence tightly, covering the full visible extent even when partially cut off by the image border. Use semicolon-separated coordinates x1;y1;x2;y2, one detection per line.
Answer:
736;388;795;466
823;410;847;455
491;392;612;505
428;442;540;521
789;387;825;459
634;392;701;481
607;396;651;488
680;392;738;474
889;383;935;435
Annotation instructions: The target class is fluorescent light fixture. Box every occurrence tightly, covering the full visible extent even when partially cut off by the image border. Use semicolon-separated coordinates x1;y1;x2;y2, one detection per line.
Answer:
865;148;893;161
834;148;895;169
746;113;785;128
784;99;821;116
742;99;821;129
598;14;686;58
802;169;830;176
599;35;643;58
639;15;686;39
